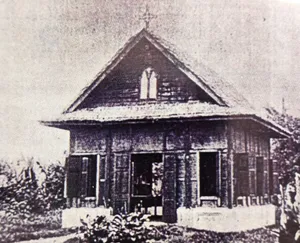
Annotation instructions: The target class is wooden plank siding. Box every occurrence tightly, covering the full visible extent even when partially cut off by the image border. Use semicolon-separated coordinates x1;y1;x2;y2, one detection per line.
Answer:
75;38;216;109
67;120;228;211
66;119;272;211
228;120;271;207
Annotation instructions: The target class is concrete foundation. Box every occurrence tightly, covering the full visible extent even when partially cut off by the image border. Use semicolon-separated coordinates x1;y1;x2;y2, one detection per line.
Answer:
62;205;275;231
177;205;276;232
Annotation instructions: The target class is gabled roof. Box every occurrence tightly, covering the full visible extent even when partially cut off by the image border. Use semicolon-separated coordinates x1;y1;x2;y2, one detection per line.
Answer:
64;28;252;113
41;28;290;138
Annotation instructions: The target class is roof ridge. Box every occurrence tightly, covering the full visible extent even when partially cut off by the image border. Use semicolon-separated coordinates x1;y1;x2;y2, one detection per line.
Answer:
64;27;258;115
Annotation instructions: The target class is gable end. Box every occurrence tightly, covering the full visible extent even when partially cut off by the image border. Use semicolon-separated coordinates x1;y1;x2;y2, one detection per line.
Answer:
64;29;226;113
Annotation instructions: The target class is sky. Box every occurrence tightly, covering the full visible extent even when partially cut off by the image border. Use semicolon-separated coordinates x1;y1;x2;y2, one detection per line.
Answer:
0;0;300;164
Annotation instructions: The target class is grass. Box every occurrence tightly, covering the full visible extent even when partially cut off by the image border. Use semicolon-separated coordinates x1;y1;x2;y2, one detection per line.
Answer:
0;210;76;243
0;210;279;243
64;225;279;243
164;226;279;242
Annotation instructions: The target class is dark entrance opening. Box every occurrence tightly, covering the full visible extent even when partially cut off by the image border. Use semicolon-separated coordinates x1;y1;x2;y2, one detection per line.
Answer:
131;153;163;220
200;152;217;196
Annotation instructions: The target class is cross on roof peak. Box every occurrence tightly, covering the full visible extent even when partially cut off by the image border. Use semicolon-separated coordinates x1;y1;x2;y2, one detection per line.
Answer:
140;5;157;29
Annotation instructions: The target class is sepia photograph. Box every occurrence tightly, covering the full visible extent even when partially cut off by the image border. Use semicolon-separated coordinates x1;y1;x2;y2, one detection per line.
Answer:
1;0;300;242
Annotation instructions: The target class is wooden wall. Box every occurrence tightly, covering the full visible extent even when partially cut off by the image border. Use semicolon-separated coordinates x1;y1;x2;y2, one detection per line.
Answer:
67;119;272;212
70;121;226;154
67;120;228;211
76;38;216;109
227;120;271;207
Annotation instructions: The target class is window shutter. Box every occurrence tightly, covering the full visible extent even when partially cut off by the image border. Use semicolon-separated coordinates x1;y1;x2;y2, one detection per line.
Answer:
113;153;130;214
67;156;82;198
163;153;177;223
272;159;279;194
269;159;274;195
256;157;264;196
249;156;256;195
234;154;249;197
99;154;107;206
263;159;268;195
87;156;97;197
80;157;89;197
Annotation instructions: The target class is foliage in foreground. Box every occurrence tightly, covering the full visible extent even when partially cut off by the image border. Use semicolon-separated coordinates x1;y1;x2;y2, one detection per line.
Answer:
68;222;278;243
0;159;65;219
0;210;74;243
80;212;162;243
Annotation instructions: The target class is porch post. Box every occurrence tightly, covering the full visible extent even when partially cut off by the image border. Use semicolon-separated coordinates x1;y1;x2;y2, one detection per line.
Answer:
227;122;234;208
96;154;100;206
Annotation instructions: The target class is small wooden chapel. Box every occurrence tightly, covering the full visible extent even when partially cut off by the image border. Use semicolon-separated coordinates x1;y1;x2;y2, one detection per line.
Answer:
41;11;289;231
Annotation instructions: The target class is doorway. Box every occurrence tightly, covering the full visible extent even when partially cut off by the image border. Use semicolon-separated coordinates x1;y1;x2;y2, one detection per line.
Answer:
130;153;163;220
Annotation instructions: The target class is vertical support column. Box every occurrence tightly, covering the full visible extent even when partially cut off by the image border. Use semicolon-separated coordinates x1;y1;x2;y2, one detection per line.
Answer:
64;157;68;199
96;154;100;206
106;129;112;207
220;151;228;207
112;153;130;214
196;152;200;206
218;150;222;206
227;122;234;208
185;153;191;208
163;153;177;223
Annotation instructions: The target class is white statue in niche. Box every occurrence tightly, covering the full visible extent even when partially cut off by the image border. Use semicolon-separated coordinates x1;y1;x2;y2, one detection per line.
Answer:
140;67;157;99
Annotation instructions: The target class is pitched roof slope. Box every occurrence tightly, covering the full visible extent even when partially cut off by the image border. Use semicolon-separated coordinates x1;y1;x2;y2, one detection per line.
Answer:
145;30;254;110
63;28;253;113
41;28;290;137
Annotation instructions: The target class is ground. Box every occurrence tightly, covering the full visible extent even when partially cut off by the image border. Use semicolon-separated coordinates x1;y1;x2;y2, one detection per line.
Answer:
0;210;278;243
0;210;75;243
64;225;278;243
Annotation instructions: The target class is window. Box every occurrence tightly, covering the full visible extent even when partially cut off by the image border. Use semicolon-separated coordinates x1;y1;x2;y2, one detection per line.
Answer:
199;152;218;197
67;155;97;199
140;67;157;99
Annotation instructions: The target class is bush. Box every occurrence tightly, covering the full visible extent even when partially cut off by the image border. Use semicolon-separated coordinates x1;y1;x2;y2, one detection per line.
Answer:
74;223;278;243
4;170;47;218
1;159;66;219
42;162;66;210
80;215;110;243
0;210;68;243
80;212;161;243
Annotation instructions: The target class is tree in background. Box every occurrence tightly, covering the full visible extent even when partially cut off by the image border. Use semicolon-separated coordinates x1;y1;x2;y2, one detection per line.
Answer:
42;161;66;210
269;108;300;188
268;108;300;242
0;159;66;219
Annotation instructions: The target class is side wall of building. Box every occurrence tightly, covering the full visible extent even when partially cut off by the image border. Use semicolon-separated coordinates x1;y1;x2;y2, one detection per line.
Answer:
227;120;272;208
